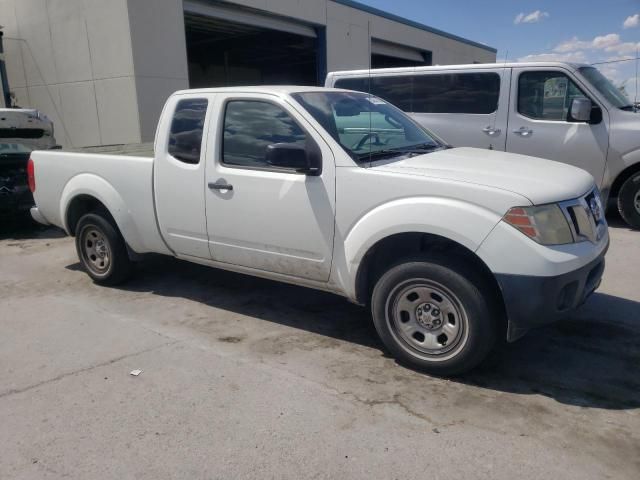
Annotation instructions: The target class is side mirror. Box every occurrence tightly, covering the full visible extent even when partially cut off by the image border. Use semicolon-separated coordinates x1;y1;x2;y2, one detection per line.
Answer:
569;98;592;122
266;142;322;176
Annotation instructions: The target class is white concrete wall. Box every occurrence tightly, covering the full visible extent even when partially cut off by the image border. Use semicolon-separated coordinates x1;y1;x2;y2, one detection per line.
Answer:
127;0;189;142
0;0;142;147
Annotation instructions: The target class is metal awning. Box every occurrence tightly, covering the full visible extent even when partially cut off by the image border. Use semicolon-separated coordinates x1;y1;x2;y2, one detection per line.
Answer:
183;1;317;38
371;39;425;62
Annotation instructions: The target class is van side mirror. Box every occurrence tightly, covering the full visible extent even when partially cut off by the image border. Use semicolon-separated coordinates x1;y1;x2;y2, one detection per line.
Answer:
266;142;322;176
569;98;592;122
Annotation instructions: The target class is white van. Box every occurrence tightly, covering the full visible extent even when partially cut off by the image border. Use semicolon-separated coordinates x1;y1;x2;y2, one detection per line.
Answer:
326;62;640;228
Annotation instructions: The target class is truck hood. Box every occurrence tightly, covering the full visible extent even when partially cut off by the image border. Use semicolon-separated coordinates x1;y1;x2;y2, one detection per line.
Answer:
370;147;595;205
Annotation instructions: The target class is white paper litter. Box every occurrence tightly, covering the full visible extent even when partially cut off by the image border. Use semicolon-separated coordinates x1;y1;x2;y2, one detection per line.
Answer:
130;369;143;376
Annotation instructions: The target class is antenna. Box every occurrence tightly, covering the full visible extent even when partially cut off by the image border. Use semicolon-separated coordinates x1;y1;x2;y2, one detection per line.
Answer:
367;19;372;165
635;46;639;111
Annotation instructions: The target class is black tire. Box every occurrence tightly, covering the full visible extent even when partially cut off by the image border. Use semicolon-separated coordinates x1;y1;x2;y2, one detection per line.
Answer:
371;255;498;376
75;212;133;285
617;172;640;229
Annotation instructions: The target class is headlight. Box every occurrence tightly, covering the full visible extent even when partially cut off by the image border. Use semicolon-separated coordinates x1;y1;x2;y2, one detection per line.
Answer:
503;204;574;245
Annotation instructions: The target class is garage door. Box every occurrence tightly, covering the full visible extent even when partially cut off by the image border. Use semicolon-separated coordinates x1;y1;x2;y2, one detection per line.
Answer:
183;1;323;87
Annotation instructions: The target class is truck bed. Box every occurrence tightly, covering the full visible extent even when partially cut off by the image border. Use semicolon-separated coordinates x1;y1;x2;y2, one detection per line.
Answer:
30;150;168;255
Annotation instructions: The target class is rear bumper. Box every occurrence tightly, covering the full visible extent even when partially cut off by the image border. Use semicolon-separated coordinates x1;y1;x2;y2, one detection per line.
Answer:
30;206;50;226
497;241;608;342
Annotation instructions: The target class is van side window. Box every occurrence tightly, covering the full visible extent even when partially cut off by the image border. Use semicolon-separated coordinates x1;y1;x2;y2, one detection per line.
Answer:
334;76;412;110
222;100;307;168
412;73;500;114
335;73;500;114
518;71;588;121
168;98;208;164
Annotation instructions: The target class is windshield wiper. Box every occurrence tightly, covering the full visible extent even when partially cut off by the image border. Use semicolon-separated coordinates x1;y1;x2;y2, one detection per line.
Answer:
398;143;444;152
354;149;407;160
354;143;447;161
620;105;636;111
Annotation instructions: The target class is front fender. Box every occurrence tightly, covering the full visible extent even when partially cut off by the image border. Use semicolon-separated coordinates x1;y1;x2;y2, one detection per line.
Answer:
334;197;503;300
60;174;146;253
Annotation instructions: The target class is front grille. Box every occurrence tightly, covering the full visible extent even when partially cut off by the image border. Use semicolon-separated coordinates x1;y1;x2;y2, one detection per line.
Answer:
560;188;606;243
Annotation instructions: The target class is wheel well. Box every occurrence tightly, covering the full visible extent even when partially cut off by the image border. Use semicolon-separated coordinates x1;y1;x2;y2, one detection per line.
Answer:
66;195;114;236
355;232;506;318
610;163;640;198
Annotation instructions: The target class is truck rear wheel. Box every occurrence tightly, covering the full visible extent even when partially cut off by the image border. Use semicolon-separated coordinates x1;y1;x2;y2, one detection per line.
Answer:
617;172;640;229
371;255;497;376
75;212;132;285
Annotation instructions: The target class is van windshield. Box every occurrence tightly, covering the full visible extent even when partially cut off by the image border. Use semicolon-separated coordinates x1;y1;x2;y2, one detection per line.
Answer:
579;66;633;109
291;91;444;162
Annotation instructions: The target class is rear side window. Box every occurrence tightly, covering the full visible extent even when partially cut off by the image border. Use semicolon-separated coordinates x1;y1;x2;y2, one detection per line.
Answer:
168;98;208;164
334;77;412;110
222;100;307;168
335;72;500;114
413;73;500;114
518;71;588;121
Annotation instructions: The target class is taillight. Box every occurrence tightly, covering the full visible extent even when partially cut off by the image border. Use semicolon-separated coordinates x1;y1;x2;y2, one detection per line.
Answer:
27;157;35;192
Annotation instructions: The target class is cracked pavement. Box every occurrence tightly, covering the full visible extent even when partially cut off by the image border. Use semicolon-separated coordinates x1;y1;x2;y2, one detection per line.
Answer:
1;216;639;479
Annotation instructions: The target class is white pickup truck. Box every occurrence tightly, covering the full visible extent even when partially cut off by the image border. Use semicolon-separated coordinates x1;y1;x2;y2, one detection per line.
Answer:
29;86;609;375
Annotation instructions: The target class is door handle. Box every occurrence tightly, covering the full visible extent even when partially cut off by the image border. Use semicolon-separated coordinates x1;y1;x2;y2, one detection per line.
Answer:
513;127;533;137
482;126;501;136
208;182;233;191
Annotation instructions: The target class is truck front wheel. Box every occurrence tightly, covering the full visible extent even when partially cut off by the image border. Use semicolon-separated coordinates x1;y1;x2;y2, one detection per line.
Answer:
371;256;497;376
75;212;133;285
617;172;640;229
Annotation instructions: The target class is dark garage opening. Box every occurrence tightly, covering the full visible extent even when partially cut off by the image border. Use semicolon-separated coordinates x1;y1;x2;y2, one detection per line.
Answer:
371;53;431;69
185;13;321;88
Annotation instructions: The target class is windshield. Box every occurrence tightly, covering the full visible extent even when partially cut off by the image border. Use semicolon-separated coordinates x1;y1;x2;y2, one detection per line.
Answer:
579;66;631;109
291;91;444;161
0;143;33;155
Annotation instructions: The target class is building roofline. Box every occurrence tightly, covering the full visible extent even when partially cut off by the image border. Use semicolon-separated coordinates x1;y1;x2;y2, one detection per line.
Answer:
331;0;497;54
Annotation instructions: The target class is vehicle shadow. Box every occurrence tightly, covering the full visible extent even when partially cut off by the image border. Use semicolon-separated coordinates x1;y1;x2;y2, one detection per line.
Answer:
79;254;640;411
462;292;640;410
0;218;65;240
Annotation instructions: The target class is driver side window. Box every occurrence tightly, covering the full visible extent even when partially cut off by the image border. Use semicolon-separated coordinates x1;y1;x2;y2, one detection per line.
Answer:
518;71;588;121
222;100;307;168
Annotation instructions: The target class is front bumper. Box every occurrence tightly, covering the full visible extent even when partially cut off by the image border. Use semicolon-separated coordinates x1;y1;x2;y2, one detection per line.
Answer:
497;241;608;341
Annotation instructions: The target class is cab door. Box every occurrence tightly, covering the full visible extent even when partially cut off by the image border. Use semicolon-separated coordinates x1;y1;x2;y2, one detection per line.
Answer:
154;93;213;258
506;67;609;185
204;94;336;282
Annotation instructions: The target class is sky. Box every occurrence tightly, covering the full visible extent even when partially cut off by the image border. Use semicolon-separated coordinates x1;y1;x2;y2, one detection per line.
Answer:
357;0;640;101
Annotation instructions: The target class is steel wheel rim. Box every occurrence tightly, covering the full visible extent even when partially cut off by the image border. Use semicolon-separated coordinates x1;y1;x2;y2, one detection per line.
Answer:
386;279;468;359
80;226;111;276
634;189;640;215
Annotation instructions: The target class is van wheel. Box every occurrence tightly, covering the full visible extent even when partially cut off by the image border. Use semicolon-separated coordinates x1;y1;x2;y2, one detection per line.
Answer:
75;212;133;285
371;256;497;376
617;172;640;229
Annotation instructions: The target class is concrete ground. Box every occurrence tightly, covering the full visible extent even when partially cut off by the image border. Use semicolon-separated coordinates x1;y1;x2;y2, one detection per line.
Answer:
1;216;638;480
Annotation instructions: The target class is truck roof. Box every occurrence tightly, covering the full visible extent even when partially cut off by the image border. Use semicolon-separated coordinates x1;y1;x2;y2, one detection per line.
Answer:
173;86;350;96
327;61;591;77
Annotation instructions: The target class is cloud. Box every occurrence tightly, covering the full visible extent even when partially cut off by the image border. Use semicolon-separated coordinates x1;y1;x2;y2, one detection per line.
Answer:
623;14;639;29
517;51;587;63
514;10;549;25
551;33;640;56
554;37;592;53
592;33;621;49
